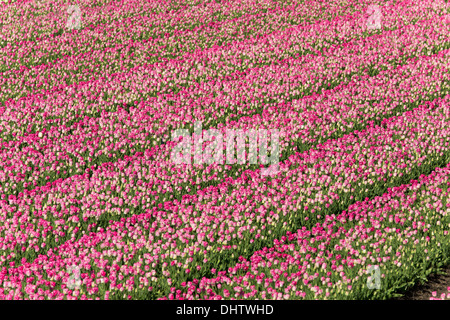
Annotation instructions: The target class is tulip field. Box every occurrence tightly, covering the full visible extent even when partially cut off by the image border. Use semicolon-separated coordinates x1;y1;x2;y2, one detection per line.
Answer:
1;0;450;300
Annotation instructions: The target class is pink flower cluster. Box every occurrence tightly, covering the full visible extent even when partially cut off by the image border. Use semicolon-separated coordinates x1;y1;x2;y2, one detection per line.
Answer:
430;287;450;300
1;0;449;300
162;163;450;299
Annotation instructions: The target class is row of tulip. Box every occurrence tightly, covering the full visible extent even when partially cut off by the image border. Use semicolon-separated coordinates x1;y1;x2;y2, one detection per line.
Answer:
1;0;449;301
1;0;111;22
2;11;449;115
1;0;225;43
2;13;448;153
2;96;450;298
1;114;450;298
159;163;450;299
1;44;449;200
0;0;377;69
0;0;439;77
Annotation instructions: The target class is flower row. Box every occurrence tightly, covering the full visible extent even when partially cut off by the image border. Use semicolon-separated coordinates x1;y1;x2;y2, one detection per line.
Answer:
1;95;450;298
1;137;450;299
162;163;450;299
0;46;449;199
2;11;448;115
1;0;225;44
0;0;438;77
